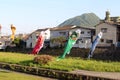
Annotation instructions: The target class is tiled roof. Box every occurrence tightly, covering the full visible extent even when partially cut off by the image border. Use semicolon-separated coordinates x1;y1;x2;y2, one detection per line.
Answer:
24;28;50;40
50;25;73;31
95;21;120;27
51;25;95;31
25;25;95;40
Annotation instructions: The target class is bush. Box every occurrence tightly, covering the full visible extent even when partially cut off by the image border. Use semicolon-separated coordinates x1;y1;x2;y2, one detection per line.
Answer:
34;55;53;65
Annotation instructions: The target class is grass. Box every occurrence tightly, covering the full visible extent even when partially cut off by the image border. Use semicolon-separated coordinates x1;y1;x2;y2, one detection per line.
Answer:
0;69;47;80
0;52;34;64
0;52;120;72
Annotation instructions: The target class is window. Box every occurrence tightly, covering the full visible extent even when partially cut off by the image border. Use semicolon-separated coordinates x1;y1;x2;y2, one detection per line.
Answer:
101;28;107;33
59;32;66;35
30;43;32;48
45;33;47;35
76;39;79;44
81;41;84;43
106;40;113;43
87;31;91;34
91;30;95;36
36;36;39;38
81;31;84;34
36;33;39;38
76;39;82;44
0;42;2;45
101;39;104;42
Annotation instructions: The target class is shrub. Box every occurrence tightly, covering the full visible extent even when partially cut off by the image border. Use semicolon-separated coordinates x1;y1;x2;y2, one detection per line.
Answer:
34;55;53;65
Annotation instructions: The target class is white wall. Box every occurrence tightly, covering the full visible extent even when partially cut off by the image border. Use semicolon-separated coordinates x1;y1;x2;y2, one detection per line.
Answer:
26;30;51;48
44;29;50;41
50;28;92;48
50;30;68;38
31;33;37;48
71;28;92;48
26;28;93;49
50;30;68;47
26;36;32;48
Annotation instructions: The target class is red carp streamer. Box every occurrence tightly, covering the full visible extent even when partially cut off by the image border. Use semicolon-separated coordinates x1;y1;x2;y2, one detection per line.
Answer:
31;31;45;55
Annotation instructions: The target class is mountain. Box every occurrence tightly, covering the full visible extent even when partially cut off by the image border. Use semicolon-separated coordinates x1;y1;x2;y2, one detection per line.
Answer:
58;13;100;27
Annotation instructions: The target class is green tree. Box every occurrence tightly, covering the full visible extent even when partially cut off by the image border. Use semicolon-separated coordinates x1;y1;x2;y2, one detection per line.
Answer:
13;37;21;47
13;37;26;48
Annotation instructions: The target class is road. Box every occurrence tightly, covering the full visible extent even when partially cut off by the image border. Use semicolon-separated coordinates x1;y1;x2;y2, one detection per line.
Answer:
71;70;120;80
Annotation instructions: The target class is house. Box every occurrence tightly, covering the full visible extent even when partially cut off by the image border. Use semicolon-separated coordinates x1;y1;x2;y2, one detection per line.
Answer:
50;25;95;48
95;11;120;47
0;36;11;50
25;28;50;48
50;25;70;47
25;25;95;49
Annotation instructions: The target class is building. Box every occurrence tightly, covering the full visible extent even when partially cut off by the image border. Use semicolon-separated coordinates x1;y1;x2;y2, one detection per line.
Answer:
50;25;95;48
25;25;95;49
95;11;120;47
25;28;50;48
0;36;11;50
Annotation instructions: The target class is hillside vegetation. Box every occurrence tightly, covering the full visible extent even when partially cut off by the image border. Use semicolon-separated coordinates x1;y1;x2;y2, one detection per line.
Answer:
58;13;100;27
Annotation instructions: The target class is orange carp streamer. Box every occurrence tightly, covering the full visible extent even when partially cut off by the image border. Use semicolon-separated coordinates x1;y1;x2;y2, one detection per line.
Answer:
10;24;16;41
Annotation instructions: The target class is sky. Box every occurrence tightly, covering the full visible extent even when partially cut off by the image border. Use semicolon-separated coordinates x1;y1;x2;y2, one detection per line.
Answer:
0;0;120;35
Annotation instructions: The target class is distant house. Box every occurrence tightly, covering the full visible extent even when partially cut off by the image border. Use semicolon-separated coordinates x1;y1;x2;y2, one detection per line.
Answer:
26;28;50;48
95;11;120;47
16;33;27;39
50;26;70;47
0;36;10;50
25;25;95;49
50;25;95;48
